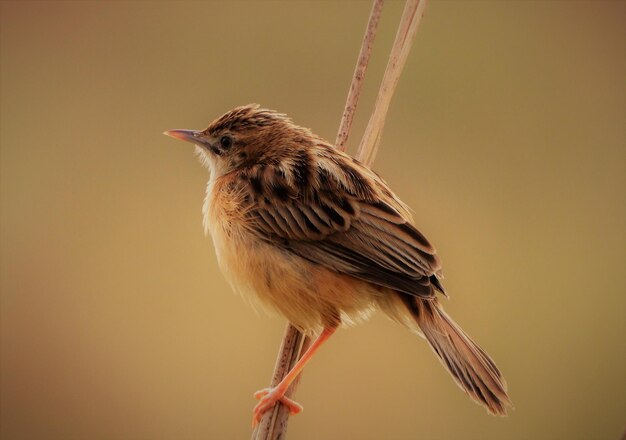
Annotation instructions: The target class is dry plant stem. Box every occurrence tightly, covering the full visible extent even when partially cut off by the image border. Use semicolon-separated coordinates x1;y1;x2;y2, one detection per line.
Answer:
335;0;385;151
251;325;310;439
357;0;428;166
252;0;426;437
251;3;385;439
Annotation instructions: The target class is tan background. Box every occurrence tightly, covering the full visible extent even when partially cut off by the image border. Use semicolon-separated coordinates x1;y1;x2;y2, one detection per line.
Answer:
1;1;625;439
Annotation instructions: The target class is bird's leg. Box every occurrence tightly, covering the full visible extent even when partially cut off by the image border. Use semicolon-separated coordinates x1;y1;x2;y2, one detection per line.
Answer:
252;325;337;426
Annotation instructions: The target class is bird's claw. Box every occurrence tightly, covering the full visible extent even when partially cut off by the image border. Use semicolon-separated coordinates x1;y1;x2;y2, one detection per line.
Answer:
251;387;303;427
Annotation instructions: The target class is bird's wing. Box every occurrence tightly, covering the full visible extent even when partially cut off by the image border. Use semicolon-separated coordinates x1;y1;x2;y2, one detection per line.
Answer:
237;148;444;298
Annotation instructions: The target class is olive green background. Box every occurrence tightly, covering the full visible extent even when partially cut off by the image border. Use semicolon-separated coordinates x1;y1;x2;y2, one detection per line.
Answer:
1;1;624;439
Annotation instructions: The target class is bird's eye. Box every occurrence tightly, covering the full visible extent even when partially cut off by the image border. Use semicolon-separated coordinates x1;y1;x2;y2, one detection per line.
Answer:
220;135;232;149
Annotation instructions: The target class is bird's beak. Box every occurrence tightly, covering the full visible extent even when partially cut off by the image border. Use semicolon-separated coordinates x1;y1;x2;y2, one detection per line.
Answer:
163;129;202;144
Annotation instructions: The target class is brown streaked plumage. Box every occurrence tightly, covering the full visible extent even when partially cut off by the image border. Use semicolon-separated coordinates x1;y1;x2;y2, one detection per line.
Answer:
164;104;512;425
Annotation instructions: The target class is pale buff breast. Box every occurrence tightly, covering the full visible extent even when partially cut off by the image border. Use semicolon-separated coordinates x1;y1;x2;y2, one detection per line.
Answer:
203;178;378;331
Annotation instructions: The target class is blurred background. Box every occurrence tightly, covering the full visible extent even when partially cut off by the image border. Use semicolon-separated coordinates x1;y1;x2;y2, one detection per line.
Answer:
1;1;624;439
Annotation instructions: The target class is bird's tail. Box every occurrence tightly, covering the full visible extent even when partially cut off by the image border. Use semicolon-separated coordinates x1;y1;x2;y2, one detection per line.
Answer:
406;297;512;415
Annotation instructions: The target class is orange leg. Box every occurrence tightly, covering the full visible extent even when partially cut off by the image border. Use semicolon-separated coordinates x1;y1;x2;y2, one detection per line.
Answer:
252;326;337;426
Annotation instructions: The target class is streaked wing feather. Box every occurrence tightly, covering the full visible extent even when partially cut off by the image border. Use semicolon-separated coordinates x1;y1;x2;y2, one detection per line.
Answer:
241;150;443;298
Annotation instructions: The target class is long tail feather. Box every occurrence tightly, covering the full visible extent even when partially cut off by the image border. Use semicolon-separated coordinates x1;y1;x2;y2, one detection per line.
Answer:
406;297;512;415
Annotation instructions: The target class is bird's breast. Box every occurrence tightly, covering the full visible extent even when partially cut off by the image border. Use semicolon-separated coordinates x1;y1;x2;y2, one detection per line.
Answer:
202;176;377;330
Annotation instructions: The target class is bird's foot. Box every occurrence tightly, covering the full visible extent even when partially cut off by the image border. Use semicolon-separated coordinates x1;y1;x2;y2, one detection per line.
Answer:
251;387;303;427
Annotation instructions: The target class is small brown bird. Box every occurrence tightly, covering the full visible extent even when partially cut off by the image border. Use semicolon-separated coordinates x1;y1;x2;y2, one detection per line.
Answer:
164;104;511;425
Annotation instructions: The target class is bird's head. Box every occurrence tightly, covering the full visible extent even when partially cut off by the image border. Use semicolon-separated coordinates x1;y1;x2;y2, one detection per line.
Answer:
164;104;312;176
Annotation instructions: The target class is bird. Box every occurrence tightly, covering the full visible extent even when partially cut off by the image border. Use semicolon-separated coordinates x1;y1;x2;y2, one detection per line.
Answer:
164;104;511;426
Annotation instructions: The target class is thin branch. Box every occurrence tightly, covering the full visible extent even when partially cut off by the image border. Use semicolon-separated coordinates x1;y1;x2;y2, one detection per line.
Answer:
251;4;383;439
251;325;310;440
336;0;385;152
251;3;384;439
251;0;429;438
357;0;428;166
